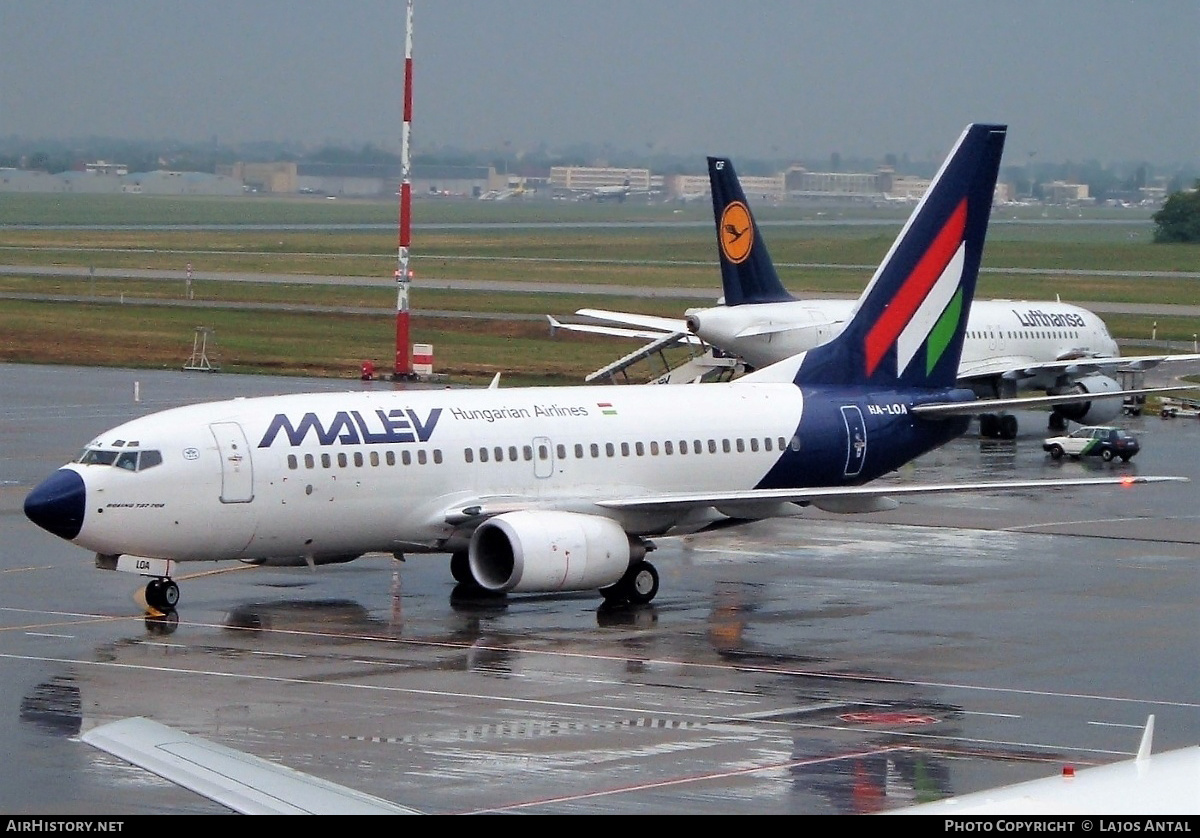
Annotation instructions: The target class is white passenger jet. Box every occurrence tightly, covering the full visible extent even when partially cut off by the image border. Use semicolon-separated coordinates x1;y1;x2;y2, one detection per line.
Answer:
559;166;1199;439
22;125;1184;612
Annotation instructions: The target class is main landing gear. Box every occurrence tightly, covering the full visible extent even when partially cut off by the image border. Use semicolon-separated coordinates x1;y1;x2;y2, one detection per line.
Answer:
601;560;660;606
145;577;180;612
979;412;1018;440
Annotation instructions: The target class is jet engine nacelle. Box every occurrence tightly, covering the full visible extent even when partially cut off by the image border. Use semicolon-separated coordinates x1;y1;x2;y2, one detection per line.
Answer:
1049;374;1122;423
468;511;633;594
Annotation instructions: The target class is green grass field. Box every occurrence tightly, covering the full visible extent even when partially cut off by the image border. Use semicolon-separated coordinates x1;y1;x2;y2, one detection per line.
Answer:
1;192;1196;385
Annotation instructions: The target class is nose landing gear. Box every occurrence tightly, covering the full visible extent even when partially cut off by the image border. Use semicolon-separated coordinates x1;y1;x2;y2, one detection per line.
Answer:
145;578;180;612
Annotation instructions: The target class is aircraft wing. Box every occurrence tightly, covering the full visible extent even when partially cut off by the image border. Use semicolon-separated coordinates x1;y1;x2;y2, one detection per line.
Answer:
887;716;1200;815
596;475;1187;516
574;308;692;333
958;352;1200;382
911;386;1195;418
82;717;420;815
548;315;695;343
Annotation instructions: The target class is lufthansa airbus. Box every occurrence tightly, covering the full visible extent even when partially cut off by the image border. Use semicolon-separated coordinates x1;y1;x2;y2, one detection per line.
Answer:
559;164;1198;439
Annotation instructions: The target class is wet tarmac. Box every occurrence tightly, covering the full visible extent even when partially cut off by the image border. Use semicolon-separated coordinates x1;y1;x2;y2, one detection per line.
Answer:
1;363;1197;815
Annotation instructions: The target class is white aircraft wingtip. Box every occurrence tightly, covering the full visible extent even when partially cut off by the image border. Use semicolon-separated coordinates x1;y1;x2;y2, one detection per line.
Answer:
1137;714;1155;762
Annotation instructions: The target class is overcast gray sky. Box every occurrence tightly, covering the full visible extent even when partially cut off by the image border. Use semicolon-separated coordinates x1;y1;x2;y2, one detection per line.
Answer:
2;0;1197;165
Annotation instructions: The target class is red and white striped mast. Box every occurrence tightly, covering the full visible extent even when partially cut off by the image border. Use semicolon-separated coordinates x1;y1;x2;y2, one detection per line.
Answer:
393;0;414;379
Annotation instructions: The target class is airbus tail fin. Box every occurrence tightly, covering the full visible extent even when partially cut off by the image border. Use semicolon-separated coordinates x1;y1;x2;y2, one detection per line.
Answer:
795;123;1007;389
707;158;795;305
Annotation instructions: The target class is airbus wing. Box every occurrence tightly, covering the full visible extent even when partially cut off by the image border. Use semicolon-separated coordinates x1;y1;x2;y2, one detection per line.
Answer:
547;313;702;344
958;351;1200;383
574;308;691;334
82;717;420;815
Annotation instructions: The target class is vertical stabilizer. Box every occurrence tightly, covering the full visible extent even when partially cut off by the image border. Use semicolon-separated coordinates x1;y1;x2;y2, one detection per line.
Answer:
707;158;795;305
794;124;1006;389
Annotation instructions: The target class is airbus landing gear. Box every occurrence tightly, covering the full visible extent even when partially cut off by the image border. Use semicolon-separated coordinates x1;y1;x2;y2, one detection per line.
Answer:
1048;411;1068;431
145;577;180;612
601;560;660;606
979;412;1018;440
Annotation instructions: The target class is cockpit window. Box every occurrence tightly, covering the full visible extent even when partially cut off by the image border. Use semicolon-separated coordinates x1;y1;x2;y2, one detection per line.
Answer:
76;448;119;466
74;448;163;471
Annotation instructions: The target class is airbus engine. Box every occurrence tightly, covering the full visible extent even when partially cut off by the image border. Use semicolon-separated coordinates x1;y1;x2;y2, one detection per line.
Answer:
468;511;636;594
1049;374;1122;423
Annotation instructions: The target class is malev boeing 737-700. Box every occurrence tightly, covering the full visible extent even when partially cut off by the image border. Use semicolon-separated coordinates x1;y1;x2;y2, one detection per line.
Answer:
22;124;1186;612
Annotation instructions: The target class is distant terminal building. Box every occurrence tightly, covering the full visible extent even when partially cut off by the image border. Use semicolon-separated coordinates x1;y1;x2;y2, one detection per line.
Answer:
287;162;492;198
218;162;297;193
670;172;786;202
549;166;652;194
119;170;243;196
0;168;240;195
1044;181;1091;204
83;160;128;176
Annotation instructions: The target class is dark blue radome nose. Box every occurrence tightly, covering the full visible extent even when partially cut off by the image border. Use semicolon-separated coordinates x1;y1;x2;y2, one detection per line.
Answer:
24;469;86;541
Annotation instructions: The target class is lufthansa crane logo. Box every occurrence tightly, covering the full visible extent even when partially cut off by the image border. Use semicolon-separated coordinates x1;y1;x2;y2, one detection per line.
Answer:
719;202;753;264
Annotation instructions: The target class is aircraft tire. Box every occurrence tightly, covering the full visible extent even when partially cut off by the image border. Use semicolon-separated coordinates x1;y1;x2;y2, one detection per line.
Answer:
145;578;179;612
450;551;471;584
623;561;660;606
145;579;164;611
979;414;998;438
999;414;1018;439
